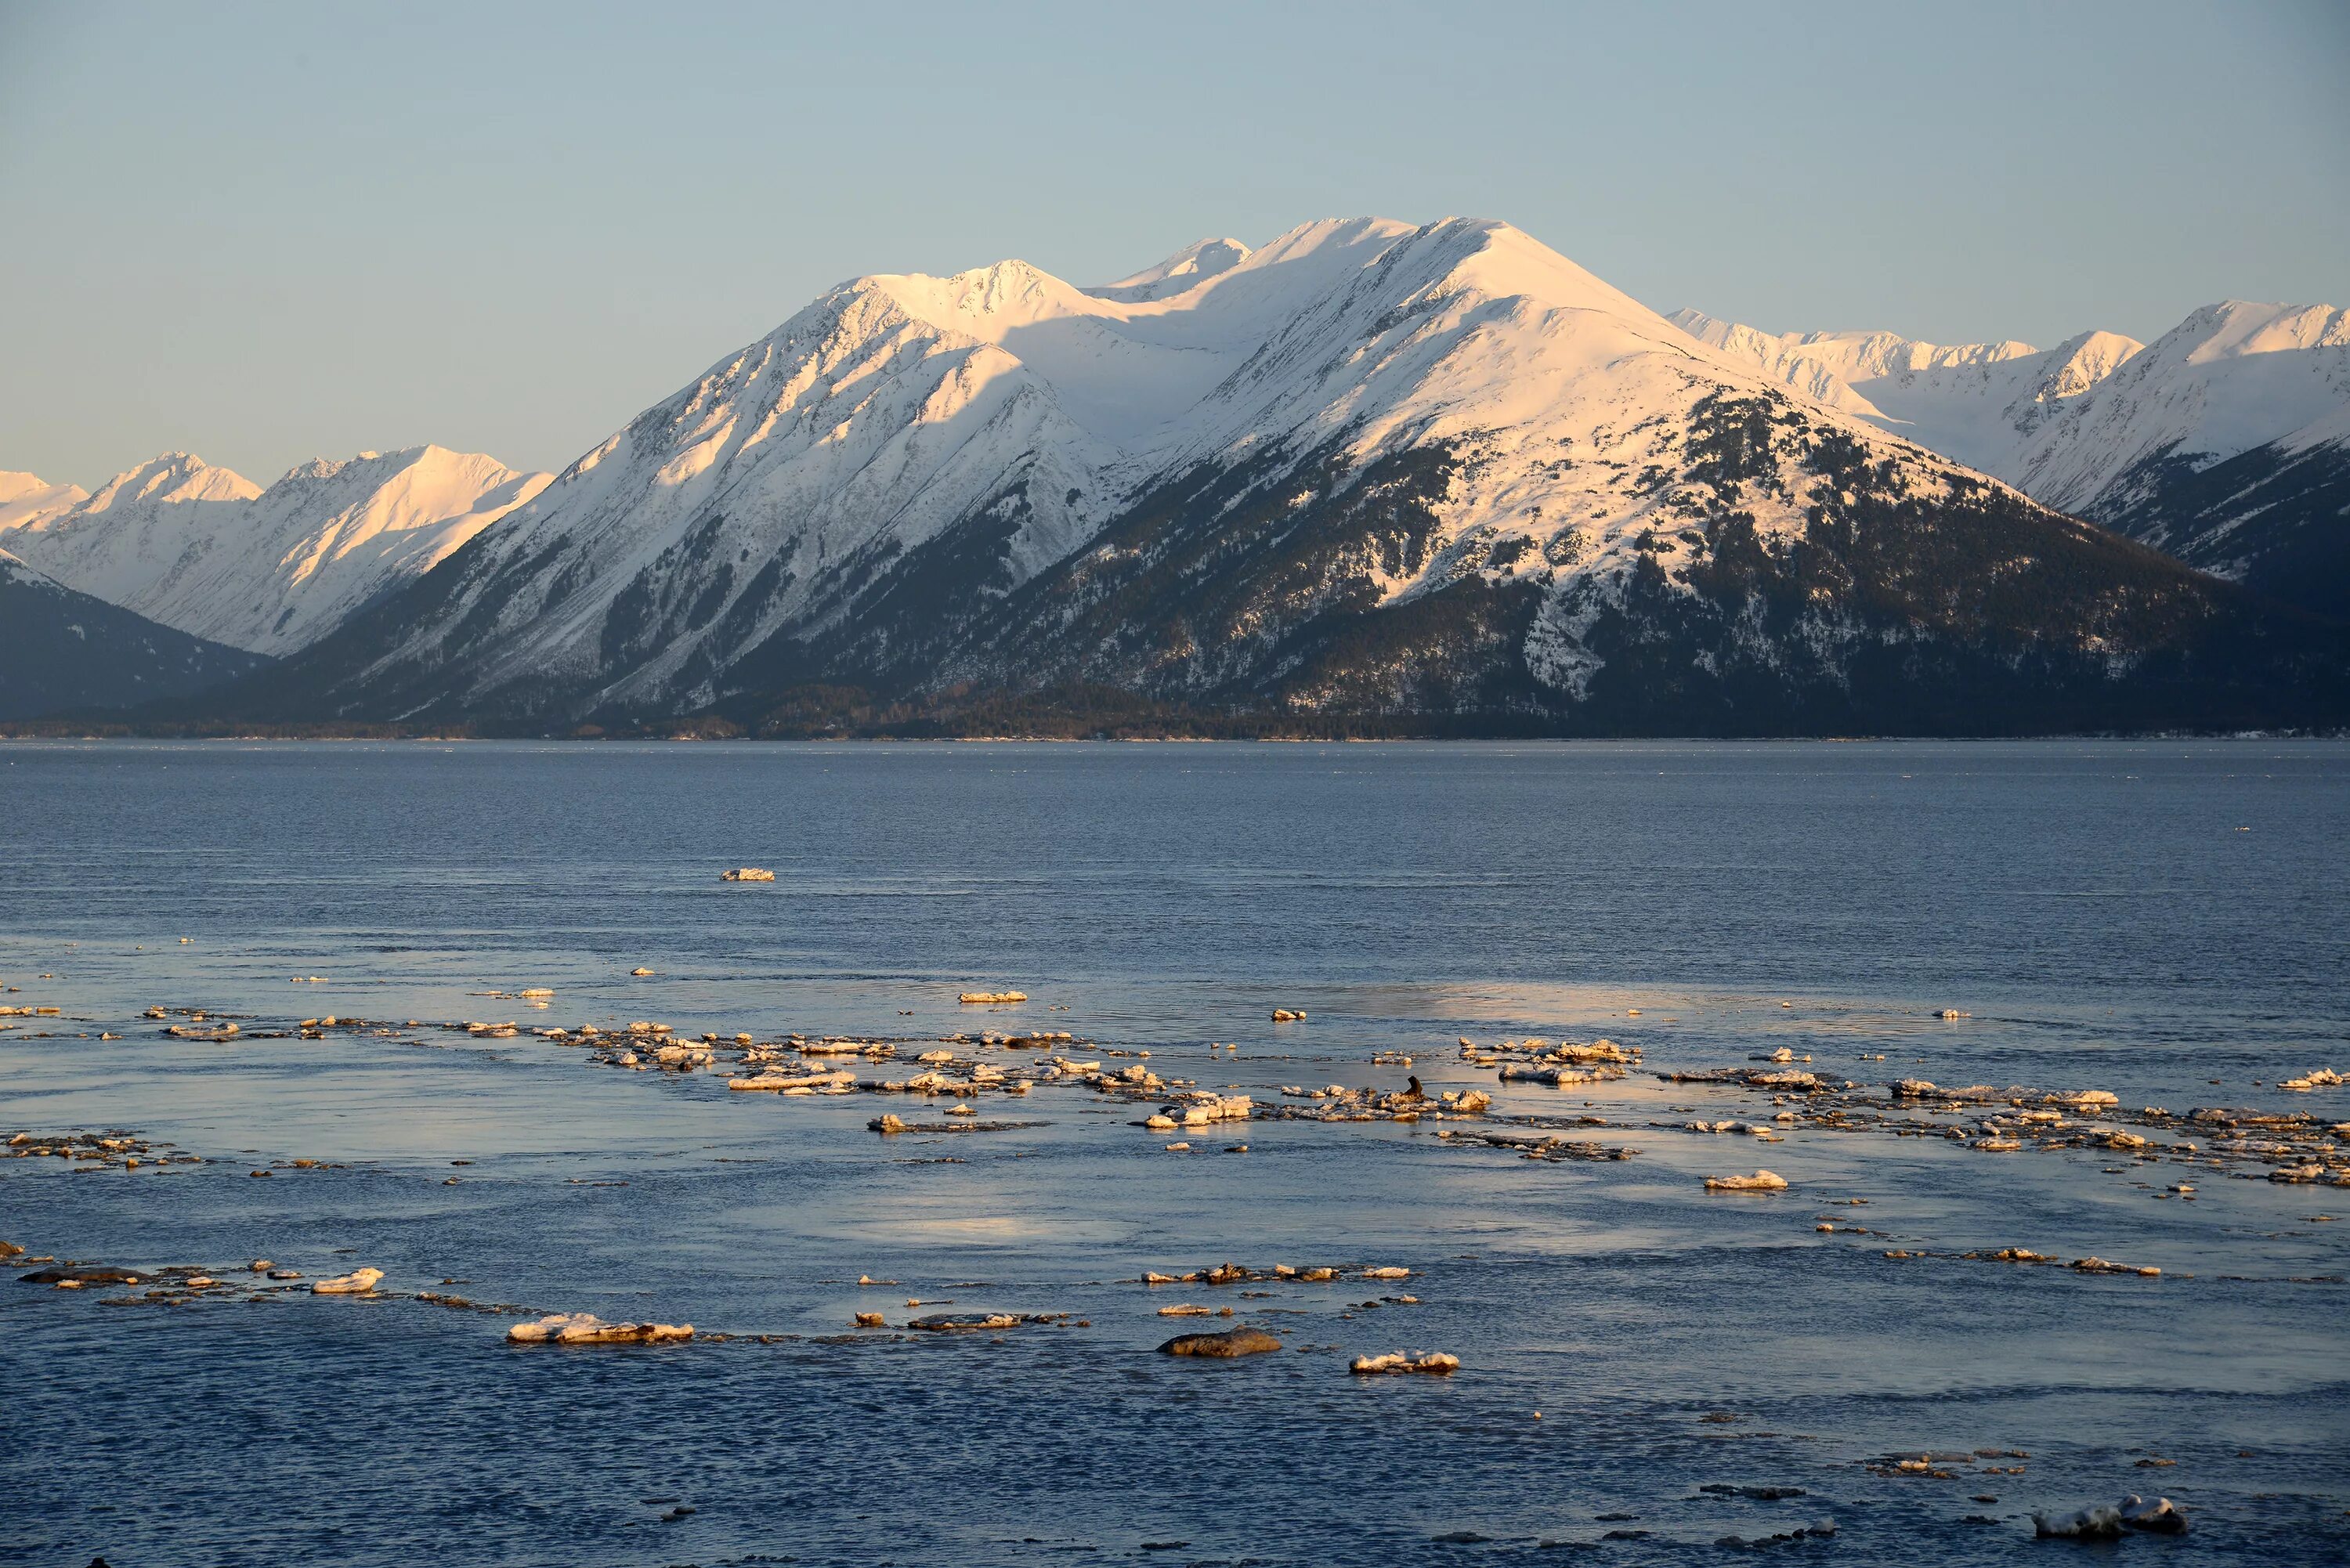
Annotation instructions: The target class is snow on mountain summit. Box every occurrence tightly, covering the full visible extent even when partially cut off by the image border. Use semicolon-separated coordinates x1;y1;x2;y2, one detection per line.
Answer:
1663;308;2113;468
0;471;90;533
3;445;551;655
2038;299;2350;497
1676;296;2350;613
21;218;2340;732
233;213;2238;730
82;451;265;511
1086;237;1253;303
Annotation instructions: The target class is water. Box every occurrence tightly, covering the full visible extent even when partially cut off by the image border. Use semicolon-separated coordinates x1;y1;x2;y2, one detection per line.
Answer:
2;740;2345;1566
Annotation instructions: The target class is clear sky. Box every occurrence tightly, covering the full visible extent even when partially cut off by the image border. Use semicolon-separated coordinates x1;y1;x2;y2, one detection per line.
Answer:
4;0;2346;490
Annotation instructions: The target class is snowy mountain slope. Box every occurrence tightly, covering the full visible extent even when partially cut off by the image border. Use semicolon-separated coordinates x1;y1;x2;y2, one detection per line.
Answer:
2012;301;2350;515
0;547;269;721
3;447;551;654
2102;399;2350;618
1665;309;2143;482
1672;301;2350;617
0;471;88;532
1084;237;1252;303
208;219;2348;734
0;452;263;614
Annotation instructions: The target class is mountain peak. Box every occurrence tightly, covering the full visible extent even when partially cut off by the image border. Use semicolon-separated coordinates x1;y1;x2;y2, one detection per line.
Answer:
0;471;91;533
2035;330;2145;399
271;445;515;490
2158;299;2350;363
6;442;549;657
1085;236;1253;303
152;215;2348;734
85;452;262;511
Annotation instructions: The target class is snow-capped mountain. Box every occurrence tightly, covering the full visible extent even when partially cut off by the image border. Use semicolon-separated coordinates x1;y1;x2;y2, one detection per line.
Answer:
1672;301;2350;616
2;447;552;655
1084;237;1253;303
0;547;268;721
199;219;2350;734
0;471;89;532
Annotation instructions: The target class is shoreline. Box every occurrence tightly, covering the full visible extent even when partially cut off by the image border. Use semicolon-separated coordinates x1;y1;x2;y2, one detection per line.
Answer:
0;727;2339;744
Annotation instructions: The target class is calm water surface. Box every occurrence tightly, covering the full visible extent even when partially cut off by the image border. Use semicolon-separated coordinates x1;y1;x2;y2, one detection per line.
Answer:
2;741;2345;1566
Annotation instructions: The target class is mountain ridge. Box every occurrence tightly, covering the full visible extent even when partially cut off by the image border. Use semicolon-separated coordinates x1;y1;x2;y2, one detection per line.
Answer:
168;217;2346;737
1673;298;2350;617
1;445;552;655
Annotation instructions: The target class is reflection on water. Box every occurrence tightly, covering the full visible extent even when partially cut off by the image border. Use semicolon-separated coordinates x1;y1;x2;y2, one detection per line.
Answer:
2;740;2346;1566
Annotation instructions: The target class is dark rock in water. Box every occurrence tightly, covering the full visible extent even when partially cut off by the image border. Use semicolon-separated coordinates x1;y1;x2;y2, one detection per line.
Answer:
1158;1326;1283;1357
20;1266;142;1285
2121;1494;2189;1534
1716;1521;1837;1548
1701;1483;1806;1501
906;1312;1020;1331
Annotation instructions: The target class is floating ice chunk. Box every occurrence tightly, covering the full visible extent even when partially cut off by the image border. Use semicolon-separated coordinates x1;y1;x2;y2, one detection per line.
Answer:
1349;1350;1459;1375
1498;1064;1614;1086
1705;1169;1789;1191
310;1266;383;1295
506;1313;693;1344
507;1313;597;1342
2033;1505;2123;1539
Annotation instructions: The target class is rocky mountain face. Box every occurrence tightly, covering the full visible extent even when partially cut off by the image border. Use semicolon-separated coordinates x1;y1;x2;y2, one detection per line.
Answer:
193;218;2345;736
0;548;269;721
1673;301;2350;619
1;447;551;655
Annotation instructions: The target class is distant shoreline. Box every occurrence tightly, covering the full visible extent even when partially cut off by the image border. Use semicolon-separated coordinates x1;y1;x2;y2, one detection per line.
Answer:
0;726;2335;745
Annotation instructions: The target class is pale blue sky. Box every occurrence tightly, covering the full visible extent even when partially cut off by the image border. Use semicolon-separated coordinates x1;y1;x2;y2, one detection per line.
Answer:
4;0;2345;489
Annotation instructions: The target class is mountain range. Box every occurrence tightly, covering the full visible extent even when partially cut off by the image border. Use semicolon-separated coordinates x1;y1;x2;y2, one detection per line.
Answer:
1671;301;2350;618
0;446;550;656
6;218;2345;735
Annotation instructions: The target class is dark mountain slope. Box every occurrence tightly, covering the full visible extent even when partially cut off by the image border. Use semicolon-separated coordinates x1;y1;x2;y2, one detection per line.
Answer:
0;551;270;721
